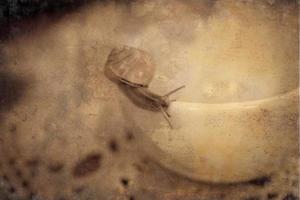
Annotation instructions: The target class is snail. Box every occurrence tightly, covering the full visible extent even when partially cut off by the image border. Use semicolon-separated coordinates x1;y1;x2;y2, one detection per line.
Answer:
104;45;185;128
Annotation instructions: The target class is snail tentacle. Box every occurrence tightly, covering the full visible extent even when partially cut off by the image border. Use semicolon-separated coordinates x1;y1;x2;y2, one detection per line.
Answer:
162;85;185;98
159;105;173;129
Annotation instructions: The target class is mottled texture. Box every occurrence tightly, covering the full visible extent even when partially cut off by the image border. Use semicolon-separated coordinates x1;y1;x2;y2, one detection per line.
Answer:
0;0;298;200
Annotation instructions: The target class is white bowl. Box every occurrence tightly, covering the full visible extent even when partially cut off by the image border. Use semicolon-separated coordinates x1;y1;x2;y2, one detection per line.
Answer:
136;89;298;183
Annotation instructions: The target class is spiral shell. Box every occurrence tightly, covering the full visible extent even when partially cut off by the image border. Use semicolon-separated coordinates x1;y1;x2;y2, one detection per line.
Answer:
105;46;156;87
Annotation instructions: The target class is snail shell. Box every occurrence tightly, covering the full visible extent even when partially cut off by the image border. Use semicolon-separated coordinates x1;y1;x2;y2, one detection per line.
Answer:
105;45;155;87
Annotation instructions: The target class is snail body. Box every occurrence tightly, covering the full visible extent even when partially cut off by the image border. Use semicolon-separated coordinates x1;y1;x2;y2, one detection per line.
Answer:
129;86;170;108
105;46;184;127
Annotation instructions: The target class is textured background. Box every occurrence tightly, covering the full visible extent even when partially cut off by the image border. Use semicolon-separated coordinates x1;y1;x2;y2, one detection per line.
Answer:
0;0;299;200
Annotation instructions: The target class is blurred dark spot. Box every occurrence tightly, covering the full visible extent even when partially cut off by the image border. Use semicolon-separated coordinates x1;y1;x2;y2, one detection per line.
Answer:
125;131;134;141
48;162;64;173
142;158;150;165
15;169;23;178
2;174;9;181
129;195;135;200
0;72;28;112
73;186;84;194
108;139;119;153
73;153;102;177
267;193;278;199
283;193;299;200
21;180;29;188
120;178;129;187
133;163;143;172
8;158;16;166
9;123;17;133
8;186;16;193
246;176;271;186
292;180;298;187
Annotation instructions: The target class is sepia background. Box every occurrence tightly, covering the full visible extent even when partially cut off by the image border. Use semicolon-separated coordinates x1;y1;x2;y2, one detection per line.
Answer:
0;0;298;199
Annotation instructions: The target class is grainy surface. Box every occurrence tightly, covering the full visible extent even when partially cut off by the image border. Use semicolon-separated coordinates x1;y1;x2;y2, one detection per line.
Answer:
0;0;298;200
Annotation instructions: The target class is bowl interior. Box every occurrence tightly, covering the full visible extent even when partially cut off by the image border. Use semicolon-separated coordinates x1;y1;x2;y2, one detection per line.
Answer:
127;1;298;103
